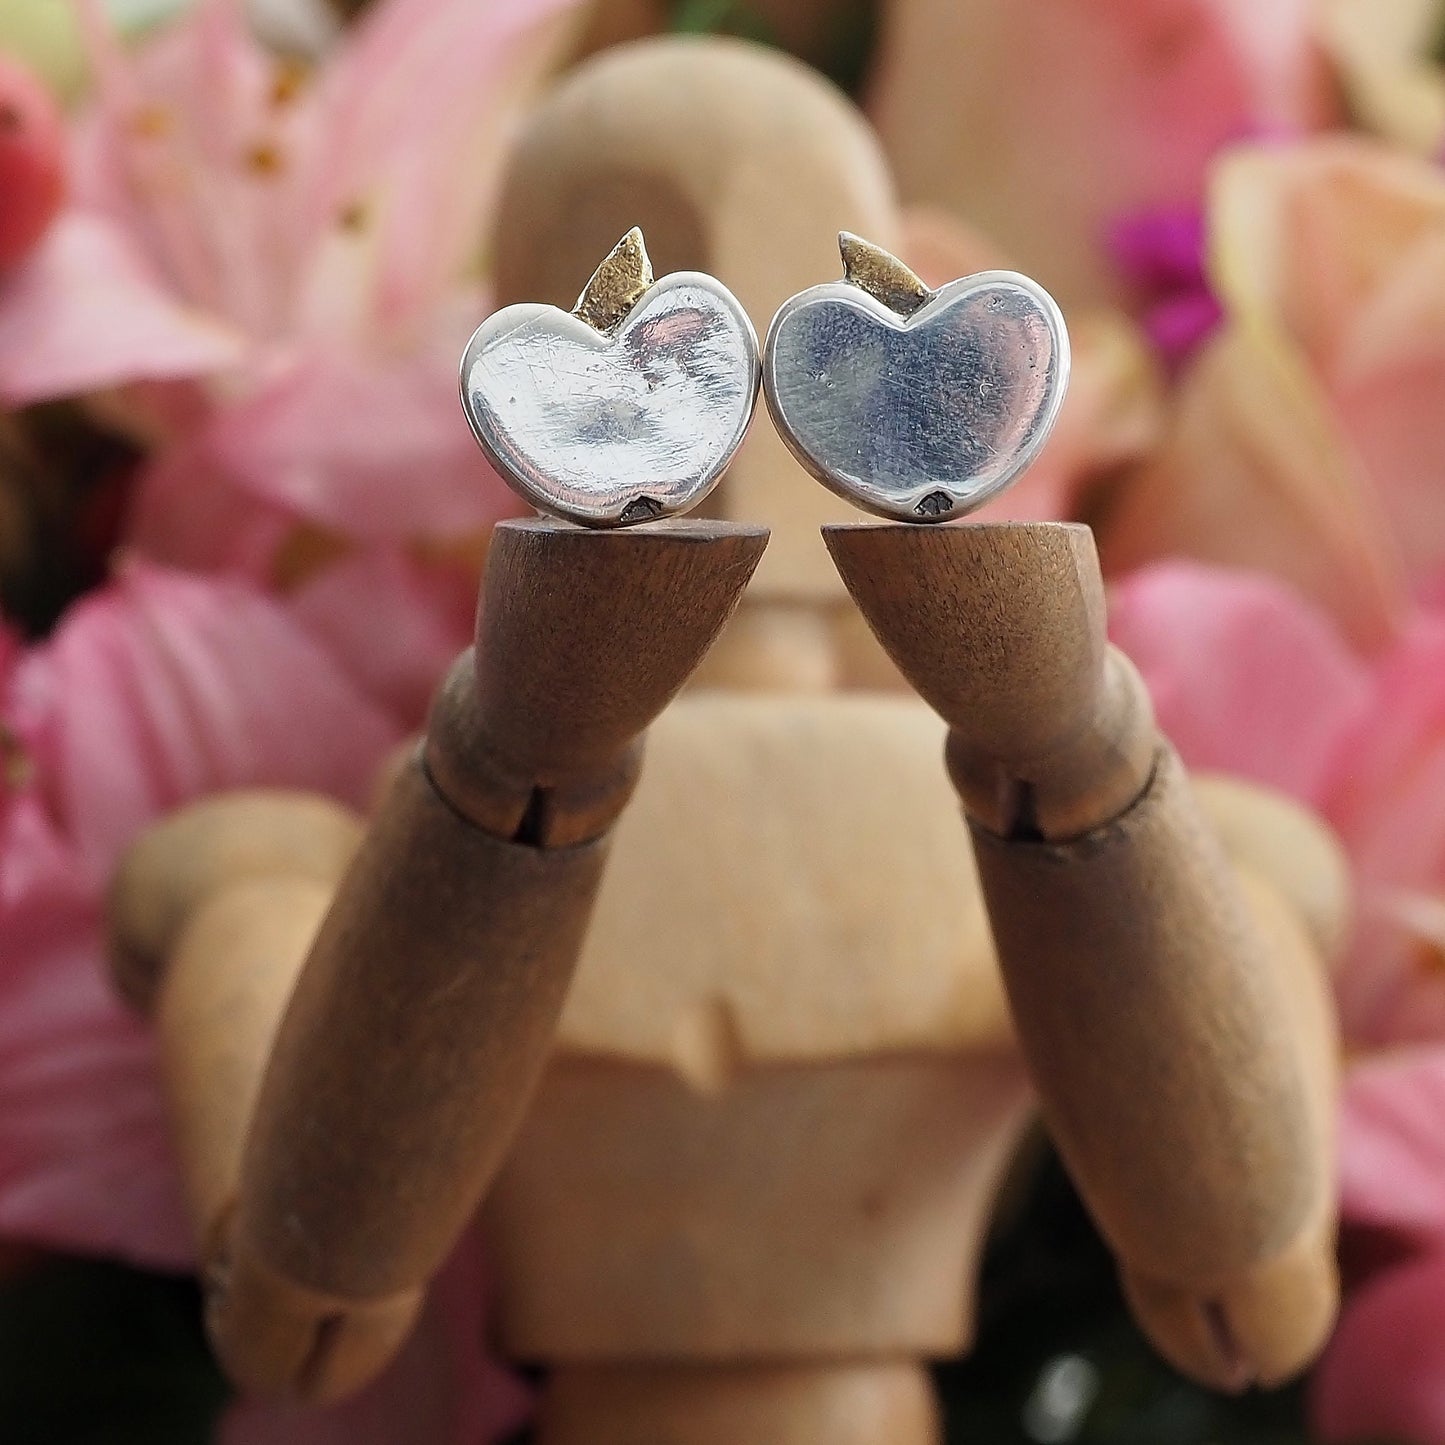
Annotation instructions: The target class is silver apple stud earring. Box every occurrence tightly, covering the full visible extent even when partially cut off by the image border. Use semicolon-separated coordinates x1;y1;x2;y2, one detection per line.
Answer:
460;228;760;528
762;232;1070;523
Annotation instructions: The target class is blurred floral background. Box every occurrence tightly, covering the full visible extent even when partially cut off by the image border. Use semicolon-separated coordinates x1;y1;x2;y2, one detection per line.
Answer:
3;0;1445;1440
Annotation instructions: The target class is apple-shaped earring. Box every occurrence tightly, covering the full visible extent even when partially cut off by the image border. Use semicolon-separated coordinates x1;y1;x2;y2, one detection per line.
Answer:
461;228;760;528
763;233;1070;522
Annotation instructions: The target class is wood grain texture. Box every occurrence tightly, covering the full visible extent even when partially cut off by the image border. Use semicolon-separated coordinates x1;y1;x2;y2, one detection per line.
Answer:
1120;868;1339;1391
825;522;1156;838
969;749;1318;1286
212;755;604;1395
425;517;767;842
1192;774;1353;964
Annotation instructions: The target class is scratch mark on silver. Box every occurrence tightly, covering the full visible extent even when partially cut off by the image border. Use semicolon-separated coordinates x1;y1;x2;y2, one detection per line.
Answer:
460;228;760;528
763;232;1070;524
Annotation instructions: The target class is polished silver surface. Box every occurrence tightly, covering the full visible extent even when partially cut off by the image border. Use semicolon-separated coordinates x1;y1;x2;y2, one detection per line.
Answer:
461;274;760;527
763;269;1070;523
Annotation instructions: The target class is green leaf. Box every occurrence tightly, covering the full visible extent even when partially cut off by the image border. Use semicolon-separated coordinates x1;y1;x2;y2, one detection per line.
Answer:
669;0;776;45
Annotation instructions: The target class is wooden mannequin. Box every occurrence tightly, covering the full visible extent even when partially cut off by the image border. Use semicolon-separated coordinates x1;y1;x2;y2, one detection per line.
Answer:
112;764;1340;1425
109;34;1346;1445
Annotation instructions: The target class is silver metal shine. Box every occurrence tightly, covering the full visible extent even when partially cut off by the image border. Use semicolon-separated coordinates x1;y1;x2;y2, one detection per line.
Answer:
763;268;1071;523
460;274;761;528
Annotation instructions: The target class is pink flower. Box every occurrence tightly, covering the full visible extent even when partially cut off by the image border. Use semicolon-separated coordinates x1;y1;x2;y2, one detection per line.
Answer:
0;560;401;1268
1103;137;1445;651
1311;1051;1445;1443
0;0;582;564
869;0;1337;309
1108;561;1369;805
1314;1245;1445;1443
1336;1050;1445;1245
1109;561;1445;1049
1108;564;1445;1436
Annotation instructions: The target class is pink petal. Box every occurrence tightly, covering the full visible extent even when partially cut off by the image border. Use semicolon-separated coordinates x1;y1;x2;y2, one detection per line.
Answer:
1338;1049;1445;1239
1097;325;1407;654
0;214;242;406
0;795;189;1268
0;564;404;1266
122;434;300;578
74;0;315;336
8;560;401;889
297;0;584;332
1107;561;1371;803
1200;139;1445;600
1325;619;1445;1044
1210;137;1445;380
1312;1251;1445;1443
220;1230;530;1445
204;343;518;541
291;547;479;728
1335;349;1445;591
1330;618;1445;843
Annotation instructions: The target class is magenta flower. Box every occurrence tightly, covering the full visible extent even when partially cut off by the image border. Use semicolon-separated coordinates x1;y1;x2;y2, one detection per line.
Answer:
1108;206;1224;372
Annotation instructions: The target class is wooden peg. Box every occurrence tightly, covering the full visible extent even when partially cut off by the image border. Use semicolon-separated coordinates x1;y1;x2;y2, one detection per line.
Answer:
206;517;765;1401
491;36;899;683
825;519;1338;1391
